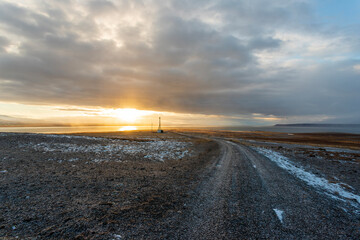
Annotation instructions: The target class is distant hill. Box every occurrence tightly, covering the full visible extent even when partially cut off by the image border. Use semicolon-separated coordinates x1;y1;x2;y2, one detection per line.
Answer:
274;123;360;127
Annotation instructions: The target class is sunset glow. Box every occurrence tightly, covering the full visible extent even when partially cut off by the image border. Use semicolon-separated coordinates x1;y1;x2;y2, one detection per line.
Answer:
103;108;156;123
119;126;137;131
0;1;359;127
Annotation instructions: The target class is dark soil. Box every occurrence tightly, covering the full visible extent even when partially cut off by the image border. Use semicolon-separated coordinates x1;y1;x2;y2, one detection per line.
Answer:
0;132;219;239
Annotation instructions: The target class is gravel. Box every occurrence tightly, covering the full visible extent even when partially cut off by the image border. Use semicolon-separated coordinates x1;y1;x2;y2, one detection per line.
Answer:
0;132;219;239
1;131;359;239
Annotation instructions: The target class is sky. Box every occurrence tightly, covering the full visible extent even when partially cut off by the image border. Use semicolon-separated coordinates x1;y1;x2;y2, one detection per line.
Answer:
0;0;359;127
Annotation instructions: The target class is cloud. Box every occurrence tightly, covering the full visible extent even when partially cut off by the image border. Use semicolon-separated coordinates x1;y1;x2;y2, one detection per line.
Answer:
0;0;359;124
0;114;46;126
0;36;10;52
248;37;282;50
87;0;117;15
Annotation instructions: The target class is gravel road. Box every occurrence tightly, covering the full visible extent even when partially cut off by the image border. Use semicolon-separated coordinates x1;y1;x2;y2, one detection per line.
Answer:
178;139;360;239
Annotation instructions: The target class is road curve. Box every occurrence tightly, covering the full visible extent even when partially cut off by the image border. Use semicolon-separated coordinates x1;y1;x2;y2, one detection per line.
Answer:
178;139;360;239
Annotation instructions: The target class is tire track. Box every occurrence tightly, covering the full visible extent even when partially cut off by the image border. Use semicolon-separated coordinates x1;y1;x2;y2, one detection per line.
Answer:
178;139;360;239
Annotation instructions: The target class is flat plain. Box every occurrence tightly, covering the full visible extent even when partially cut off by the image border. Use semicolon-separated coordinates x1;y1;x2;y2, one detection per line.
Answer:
0;130;359;239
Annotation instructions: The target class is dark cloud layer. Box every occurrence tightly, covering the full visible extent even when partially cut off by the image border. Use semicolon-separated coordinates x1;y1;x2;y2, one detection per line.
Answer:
0;0;359;123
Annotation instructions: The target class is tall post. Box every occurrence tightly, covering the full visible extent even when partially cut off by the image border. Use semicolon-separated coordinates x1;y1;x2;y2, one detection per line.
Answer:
158;117;161;131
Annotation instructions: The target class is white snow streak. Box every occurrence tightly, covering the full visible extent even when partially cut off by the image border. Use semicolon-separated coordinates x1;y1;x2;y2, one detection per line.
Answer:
256;148;360;206
273;208;284;223
23;138;192;162
113;234;122;240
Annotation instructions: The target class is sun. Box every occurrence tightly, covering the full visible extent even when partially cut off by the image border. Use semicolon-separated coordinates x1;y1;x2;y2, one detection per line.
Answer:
107;108;155;123
114;109;140;122
119;126;137;131
100;108;156;123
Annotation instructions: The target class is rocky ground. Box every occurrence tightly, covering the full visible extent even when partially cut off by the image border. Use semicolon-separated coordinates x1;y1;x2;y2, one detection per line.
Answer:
1;130;359;239
0;131;219;239
231;137;360;194
179;130;360;197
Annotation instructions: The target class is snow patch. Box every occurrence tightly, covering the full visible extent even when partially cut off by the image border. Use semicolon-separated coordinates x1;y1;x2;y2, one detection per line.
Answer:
113;234;122;240
273;208;284;223
256;148;360;207
40;134;101;141
23;138;192;162
0;170;8;173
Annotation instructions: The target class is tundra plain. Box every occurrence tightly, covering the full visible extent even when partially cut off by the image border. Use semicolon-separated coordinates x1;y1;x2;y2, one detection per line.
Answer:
1;130;359;239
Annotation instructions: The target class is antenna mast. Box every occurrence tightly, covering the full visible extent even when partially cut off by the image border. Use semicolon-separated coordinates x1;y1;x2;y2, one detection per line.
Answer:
157;117;163;133
158;117;161;131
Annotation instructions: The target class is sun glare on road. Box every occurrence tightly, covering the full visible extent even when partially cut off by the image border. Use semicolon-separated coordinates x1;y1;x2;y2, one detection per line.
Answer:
119;126;137;131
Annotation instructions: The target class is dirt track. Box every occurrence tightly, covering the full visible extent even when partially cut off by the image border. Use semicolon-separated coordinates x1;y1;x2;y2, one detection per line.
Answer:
177;139;360;239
